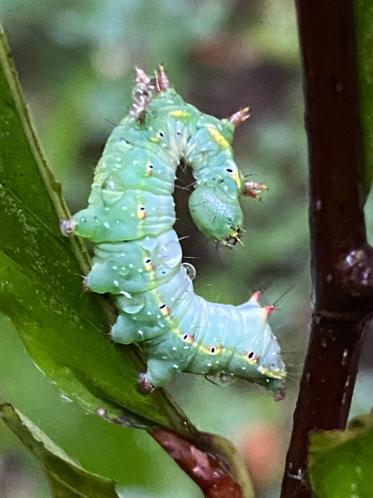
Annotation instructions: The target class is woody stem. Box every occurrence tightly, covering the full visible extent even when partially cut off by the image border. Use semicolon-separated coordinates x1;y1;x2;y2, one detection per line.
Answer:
280;1;373;497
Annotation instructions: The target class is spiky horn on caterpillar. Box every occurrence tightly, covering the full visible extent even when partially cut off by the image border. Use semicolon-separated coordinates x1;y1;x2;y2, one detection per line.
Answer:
61;65;286;398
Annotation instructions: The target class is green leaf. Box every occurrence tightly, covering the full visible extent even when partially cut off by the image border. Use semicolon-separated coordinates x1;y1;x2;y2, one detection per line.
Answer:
355;0;373;198
309;413;373;498
0;402;120;498
0;25;190;433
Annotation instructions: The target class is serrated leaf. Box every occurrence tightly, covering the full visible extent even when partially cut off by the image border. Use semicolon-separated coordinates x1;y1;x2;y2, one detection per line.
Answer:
0;25;191;433
0;403;120;498
309;413;373;498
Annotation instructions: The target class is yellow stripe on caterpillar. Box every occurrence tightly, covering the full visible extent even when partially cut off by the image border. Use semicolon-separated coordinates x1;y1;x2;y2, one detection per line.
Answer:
207;125;230;150
169;110;190;118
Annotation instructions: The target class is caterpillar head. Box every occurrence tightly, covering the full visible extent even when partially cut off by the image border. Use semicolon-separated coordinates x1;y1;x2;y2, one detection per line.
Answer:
188;176;244;246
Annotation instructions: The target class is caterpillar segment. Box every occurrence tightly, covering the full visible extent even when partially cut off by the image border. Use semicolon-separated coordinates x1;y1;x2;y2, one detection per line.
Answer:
61;65;286;397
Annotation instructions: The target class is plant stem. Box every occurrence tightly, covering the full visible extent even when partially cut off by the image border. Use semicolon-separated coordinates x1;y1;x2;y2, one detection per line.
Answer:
151;429;246;498
281;1;373;497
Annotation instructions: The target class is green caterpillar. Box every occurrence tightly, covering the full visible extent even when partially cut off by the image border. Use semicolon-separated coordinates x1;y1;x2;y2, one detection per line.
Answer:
61;66;286;398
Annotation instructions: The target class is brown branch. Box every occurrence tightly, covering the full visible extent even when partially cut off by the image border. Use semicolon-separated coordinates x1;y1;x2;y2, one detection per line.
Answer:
280;1;373;497
151;429;245;498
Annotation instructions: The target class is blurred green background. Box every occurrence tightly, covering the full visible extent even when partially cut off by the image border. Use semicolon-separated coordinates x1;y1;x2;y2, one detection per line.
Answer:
1;1;373;497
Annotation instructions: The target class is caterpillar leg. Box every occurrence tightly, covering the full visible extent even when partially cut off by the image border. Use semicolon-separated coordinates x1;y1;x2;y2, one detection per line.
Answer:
81;276;89;291
110;315;139;345
138;358;177;393
85;262;127;295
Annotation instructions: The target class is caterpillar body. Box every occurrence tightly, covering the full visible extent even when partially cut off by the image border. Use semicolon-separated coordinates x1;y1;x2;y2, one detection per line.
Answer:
61;66;286;397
